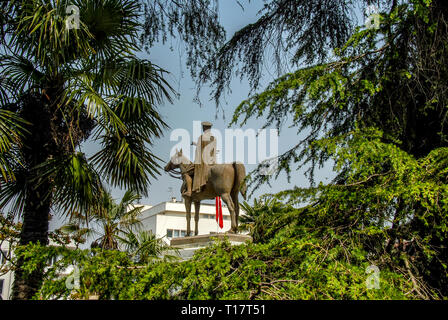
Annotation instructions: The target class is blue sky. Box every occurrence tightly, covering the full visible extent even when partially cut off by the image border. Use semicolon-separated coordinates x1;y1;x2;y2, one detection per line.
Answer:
50;1;337;229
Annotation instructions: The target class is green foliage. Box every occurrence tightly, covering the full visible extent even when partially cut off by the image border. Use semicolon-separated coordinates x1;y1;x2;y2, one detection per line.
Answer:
0;109;28;182
118;229;175;264
4;0;448;300
270;128;448;298
195;0;358;105
61;189;145;250
225;0;448;189
1;0;175;218
239;197;298;243
1;0;175;299
15;233;414;300
0;213;21;277
17;139;444;300
224;0;448;298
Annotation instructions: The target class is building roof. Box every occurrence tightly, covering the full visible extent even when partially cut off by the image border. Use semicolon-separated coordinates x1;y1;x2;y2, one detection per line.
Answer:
139;200;232;219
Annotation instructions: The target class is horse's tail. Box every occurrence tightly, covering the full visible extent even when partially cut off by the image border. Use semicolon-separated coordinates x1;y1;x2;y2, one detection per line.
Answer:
233;162;247;200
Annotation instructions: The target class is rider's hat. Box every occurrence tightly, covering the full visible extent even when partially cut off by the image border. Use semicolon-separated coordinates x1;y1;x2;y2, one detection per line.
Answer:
201;121;212;128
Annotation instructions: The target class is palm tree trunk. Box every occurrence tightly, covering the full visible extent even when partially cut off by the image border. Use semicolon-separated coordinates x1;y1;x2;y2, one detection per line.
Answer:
11;93;54;300
11;181;51;299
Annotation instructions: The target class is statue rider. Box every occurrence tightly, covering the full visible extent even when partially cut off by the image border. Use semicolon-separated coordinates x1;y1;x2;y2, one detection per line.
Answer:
182;121;216;197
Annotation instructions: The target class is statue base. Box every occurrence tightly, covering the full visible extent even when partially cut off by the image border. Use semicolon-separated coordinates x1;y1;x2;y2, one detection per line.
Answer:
168;233;252;260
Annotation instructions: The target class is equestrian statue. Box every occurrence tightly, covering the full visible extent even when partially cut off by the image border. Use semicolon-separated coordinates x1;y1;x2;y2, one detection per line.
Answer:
164;121;247;236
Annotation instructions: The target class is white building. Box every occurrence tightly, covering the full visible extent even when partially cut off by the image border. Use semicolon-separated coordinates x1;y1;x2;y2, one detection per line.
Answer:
0;241;14;300
138;197;236;241
136;197;251;260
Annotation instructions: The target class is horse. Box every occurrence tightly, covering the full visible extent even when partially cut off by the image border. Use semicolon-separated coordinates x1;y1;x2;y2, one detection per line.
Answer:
164;149;247;236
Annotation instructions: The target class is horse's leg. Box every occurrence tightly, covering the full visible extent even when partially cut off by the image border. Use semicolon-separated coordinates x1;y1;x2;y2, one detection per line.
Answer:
194;201;200;236
220;193;237;233
185;198;192;236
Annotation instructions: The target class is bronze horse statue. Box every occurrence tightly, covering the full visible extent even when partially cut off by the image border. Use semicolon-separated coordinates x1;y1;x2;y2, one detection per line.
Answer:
164;149;247;235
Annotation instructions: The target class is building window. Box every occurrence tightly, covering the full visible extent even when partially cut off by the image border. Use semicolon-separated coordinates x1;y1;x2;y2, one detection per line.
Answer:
0;279;4;297
166;229;187;239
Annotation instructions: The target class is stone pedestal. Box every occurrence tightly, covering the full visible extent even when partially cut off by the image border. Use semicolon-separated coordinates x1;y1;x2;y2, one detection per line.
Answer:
168;233;252;260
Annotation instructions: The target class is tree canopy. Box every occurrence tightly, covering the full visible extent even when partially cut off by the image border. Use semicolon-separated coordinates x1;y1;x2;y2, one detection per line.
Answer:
211;0;448;298
0;0;175;299
140;0;448;298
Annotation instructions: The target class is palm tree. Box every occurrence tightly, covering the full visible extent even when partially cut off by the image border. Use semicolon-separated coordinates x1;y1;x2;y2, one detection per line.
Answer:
118;229;174;264
90;190;144;250
0;0;174;299
58;210;95;249
63;190;173;262
239;197;290;243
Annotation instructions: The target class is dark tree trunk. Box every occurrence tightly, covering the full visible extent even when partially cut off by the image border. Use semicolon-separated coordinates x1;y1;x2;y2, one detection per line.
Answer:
11;181;52;299
11;93;54;300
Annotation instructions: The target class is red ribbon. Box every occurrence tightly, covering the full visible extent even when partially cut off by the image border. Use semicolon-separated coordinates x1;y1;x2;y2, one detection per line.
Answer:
215;196;223;229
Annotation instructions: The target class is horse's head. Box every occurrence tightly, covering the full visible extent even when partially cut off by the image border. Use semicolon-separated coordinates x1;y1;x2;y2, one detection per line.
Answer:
164;149;185;172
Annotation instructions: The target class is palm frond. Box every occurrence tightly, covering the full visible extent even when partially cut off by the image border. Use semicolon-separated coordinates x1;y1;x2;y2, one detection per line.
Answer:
90;133;161;196
0;167;27;216
107;58;175;105
35;152;105;219
10;0;96;68
0;109;29;181
64;74;127;134
60;222;97;241
89;189;144;250
118;229;172;263
1;0;174;241
0;54;44;94
80;0;141;60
